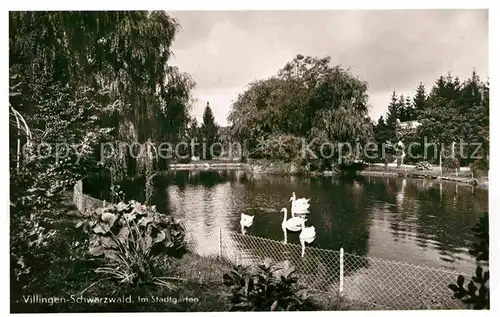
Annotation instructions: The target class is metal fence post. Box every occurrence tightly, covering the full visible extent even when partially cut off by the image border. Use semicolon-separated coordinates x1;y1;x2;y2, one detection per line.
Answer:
339;247;344;298
439;152;443;176
218;228;222;258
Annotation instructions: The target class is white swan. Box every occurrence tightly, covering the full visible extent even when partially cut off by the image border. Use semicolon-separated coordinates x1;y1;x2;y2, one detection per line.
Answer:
280;207;304;244
281;208;304;232
240;213;254;234
299;220;316;257
290;192;310;217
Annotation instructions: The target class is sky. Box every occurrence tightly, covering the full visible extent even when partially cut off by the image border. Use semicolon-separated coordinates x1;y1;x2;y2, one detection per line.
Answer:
168;10;488;126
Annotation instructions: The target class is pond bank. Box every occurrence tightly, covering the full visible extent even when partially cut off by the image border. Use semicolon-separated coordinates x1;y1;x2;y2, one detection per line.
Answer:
167;161;488;188
358;170;488;188
169;162;246;170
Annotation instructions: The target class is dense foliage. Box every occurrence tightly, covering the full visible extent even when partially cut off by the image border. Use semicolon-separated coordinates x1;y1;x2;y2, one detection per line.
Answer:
373;72;489;169
223;259;317;311
228;54;373;170
10;11;194;143
9;11;195;183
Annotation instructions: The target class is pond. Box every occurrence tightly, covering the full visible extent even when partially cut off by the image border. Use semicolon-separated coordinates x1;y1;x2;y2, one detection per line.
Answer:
87;170;487;274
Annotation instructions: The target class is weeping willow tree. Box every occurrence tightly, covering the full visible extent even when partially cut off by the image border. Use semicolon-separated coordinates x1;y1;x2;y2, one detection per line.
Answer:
228;54;373;168
9;11;194;182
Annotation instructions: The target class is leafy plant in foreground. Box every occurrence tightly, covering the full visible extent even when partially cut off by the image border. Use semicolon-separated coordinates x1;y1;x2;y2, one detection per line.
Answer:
78;201;187;287
223;258;317;311
448;213;489;309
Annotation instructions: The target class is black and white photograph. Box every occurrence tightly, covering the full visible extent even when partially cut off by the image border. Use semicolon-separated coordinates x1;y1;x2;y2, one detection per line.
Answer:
6;3;492;313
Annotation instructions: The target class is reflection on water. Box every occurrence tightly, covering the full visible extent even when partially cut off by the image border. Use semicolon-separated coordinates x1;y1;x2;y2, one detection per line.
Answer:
157;170;487;274
99;170;486;275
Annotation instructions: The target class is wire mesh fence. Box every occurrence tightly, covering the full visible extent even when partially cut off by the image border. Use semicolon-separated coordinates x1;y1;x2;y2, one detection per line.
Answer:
182;223;467;310
342;252;466;309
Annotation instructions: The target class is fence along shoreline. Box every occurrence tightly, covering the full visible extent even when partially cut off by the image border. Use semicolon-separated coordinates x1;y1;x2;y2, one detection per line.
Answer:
183;225;468;309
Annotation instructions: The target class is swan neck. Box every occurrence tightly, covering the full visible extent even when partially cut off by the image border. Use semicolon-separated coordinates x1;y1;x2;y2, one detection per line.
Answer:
282;209;287;223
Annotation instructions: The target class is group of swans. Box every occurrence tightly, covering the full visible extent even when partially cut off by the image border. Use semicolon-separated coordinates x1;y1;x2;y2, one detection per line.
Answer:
240;192;316;257
281;192;311;231
281;192;316;257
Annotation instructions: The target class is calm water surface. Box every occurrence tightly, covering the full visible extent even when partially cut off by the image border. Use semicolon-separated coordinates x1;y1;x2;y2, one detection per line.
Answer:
144;170;487;274
94;170;487;274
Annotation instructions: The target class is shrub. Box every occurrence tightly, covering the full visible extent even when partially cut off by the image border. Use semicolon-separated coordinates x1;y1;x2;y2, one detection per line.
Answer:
415;161;432;170
10;164;61;287
448;213;489;309
442;157;460;174
223;258;317;311
10;211;58;286
471;157;488;178
178;157;192;164
77;201;187;287
109;184;125;203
